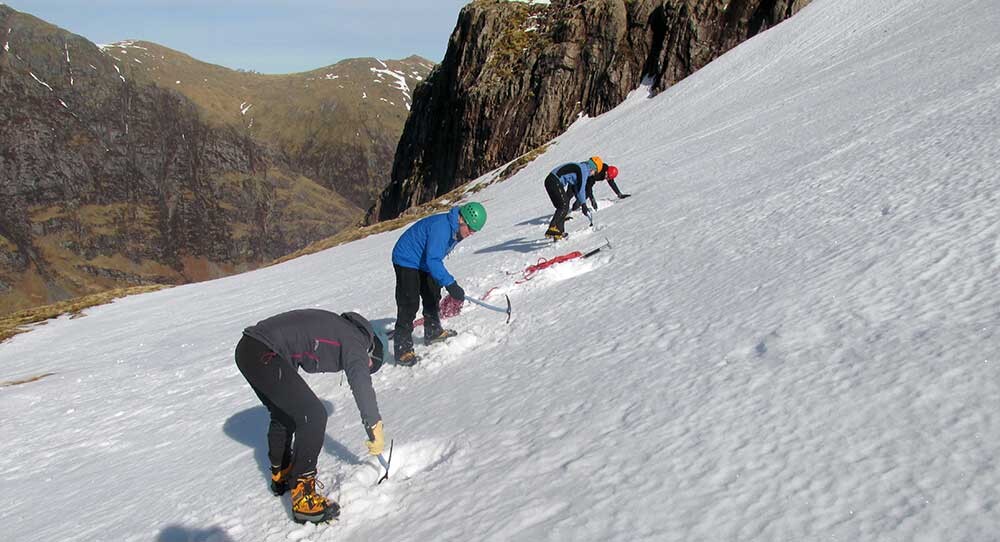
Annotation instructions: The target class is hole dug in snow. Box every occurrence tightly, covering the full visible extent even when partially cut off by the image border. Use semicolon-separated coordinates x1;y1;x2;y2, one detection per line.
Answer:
351;439;459;486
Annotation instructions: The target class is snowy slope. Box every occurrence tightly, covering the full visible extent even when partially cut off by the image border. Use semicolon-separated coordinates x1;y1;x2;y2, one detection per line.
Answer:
2;0;998;540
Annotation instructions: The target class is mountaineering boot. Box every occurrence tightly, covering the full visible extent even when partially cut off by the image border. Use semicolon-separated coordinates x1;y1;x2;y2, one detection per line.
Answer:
545;226;568;240
291;474;340;524
396;350;420;367
424;328;458;346
270;463;293;496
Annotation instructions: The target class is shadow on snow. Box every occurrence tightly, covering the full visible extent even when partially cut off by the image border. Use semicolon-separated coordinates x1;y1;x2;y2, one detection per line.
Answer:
157;525;233;542
475;236;550;255
223;400;363;485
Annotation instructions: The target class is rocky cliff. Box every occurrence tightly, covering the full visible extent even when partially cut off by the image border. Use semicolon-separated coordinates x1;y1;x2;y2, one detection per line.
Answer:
0;6;431;314
370;0;811;221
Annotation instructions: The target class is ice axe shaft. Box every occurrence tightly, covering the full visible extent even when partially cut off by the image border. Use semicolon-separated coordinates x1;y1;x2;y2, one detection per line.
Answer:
377;439;393;485
583;238;612;258
466;295;512;324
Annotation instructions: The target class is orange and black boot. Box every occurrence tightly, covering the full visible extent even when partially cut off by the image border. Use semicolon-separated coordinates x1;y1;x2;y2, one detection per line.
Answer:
397;350;420;367
291;474;340;524
424;328;457;346
270;463;293;496
545;226;567;240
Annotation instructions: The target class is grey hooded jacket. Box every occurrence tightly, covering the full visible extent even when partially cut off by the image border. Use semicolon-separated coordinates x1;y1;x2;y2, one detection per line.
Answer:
243;309;381;427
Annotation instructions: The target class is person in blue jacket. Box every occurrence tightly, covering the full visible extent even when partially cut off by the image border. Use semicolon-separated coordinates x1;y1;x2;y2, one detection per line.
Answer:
391;201;487;365
545;156;603;239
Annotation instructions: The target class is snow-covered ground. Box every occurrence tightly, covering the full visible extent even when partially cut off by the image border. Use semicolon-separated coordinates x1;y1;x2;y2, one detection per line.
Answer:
2;0;998;540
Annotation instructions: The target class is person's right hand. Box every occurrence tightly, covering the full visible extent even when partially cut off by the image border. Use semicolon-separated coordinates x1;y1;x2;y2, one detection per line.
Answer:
365;421;385;455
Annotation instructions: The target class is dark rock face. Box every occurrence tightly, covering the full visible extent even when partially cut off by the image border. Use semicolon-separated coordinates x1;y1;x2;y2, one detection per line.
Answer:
370;0;810;221
0;6;360;312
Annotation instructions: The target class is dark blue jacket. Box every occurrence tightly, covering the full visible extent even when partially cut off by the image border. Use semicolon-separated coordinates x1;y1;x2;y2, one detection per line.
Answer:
550;162;595;207
391;207;461;287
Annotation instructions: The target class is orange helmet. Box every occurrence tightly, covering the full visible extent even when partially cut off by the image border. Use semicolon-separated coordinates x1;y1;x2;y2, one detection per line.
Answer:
589;156;604;172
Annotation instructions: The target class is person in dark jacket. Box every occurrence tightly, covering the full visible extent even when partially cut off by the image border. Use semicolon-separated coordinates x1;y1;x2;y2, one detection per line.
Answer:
576;162;630;212
391;202;487;366
235;308;388;524
544;157;601;239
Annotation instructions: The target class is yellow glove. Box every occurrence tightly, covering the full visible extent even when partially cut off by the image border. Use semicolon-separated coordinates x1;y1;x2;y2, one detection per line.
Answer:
365;420;385;456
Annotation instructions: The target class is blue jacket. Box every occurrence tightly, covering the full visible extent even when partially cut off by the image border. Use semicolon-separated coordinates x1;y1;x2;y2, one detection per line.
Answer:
550;162;595;208
391;207;461;287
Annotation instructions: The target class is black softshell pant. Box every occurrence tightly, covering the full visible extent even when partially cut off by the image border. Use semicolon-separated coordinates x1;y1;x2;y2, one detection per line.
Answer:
546;173;574;234
393;264;443;358
235;335;326;481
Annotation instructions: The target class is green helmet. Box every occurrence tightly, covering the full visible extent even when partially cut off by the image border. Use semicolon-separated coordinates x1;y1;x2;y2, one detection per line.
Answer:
459;202;487;231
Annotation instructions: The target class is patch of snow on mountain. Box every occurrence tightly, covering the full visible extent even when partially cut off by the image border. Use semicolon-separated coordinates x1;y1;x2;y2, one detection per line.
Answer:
370;66;411;98
29;72;53;91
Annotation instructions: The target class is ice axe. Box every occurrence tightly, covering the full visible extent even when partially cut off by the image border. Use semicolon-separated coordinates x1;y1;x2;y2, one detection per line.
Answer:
376;439;393;485
582;237;611;258
466;294;512;324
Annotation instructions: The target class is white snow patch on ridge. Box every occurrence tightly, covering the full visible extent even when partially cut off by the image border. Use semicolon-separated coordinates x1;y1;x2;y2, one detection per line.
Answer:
99;40;147;51
370;66;411;98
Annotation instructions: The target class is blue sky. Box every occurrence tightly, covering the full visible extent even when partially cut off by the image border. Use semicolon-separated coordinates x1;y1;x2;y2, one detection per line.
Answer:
4;0;470;73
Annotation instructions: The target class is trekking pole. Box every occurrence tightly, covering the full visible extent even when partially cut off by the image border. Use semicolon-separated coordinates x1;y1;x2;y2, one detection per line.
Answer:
377;439;393;485
466;295;512;324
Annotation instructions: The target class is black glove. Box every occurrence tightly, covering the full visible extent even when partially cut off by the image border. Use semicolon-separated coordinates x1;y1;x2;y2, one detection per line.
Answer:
620;194;632;199
446;282;465;302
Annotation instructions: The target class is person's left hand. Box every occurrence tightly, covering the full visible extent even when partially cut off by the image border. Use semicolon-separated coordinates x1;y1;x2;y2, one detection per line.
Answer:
446;282;466;302
620;194;632;199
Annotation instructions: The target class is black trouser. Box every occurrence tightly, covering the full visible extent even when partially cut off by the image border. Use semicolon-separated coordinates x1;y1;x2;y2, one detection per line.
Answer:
393;264;443;358
546;173;574;233
235;335;327;481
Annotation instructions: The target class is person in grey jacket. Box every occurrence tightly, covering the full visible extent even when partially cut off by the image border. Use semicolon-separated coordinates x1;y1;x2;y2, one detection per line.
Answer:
235;308;387;523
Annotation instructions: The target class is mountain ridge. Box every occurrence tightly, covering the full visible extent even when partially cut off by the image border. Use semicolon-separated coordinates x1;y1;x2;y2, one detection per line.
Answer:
0;5;431;315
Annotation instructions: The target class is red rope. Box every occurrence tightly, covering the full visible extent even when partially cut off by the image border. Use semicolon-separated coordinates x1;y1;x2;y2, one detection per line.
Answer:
515;251;583;283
